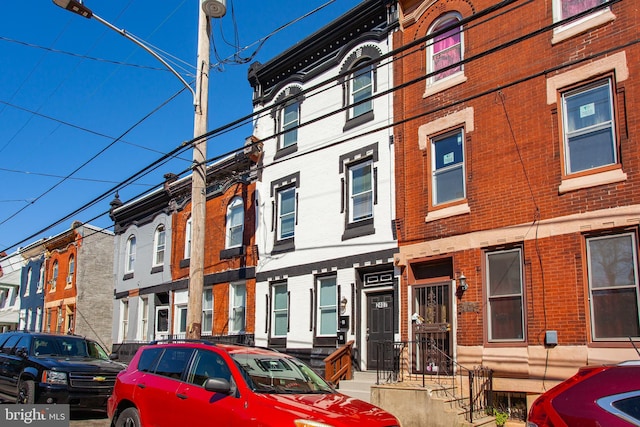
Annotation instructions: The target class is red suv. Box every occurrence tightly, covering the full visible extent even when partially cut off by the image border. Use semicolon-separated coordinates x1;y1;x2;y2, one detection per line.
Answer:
107;341;401;427
527;360;640;426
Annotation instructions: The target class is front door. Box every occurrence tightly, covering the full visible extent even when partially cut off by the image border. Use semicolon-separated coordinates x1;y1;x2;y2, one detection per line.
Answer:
366;292;394;370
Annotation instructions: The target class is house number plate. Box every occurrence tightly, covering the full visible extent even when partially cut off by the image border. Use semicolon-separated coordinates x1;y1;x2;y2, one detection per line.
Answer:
375;301;389;309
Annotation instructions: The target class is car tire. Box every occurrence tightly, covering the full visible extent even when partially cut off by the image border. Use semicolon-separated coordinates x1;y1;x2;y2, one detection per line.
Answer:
115;407;141;427
17;379;35;404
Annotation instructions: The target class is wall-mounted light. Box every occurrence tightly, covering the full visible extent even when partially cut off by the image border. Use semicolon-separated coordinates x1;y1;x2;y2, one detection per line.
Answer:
457;272;468;292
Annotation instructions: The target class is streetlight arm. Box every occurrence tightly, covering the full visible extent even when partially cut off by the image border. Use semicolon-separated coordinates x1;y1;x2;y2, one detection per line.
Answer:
52;0;197;105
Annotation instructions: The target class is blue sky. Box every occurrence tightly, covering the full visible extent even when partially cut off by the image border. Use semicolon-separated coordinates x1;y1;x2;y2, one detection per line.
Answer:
0;0;361;254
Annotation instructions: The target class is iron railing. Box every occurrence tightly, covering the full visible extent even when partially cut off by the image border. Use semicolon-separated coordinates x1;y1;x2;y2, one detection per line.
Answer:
375;340;493;423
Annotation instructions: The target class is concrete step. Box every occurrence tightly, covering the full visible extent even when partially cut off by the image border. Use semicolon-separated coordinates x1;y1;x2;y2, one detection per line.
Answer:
336;371;378;403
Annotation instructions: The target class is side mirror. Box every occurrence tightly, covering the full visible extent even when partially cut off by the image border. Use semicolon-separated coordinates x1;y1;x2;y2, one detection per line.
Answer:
15;347;29;358
109;353;119;360
203;378;233;395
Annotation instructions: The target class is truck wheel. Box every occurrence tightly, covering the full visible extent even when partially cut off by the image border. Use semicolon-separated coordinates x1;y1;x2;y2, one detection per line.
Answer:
17;379;35;404
115;407;141;427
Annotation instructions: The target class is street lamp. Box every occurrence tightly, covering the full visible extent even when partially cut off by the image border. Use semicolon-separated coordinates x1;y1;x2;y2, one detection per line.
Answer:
53;0;226;339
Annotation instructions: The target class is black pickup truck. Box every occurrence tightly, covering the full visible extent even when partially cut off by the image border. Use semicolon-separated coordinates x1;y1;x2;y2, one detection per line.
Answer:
0;331;125;412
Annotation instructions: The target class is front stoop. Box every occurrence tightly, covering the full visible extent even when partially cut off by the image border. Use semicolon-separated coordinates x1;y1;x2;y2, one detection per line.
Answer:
336;370;379;403
371;382;498;427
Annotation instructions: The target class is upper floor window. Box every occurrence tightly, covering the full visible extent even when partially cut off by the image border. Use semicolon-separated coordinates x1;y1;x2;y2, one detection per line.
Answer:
126;235;136;273
561;78;616;175
278;187;296;241
51;261;58;292
431;129;466;206
316;276;337;337
185;217;192;259
67;256;74;286
226;197;244;249
556;0;607;21
230;282;246;334
37;264;44;293
24;267;32;297
349;161;374;223
351;62;373;119
428;13;463;83
486;248;525;342
587;233;640;341
281;101;299;149
153;225;166;266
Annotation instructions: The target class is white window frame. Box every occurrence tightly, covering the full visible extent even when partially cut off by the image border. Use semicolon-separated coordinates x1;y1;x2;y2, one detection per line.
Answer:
278;187;296;241
185;217;192;259
486;248;525;342
155;306;170;340
349;160;374;223
137;296;149;341
427;13;464;84
226;197;244;249
561;78;616;176
35;307;42;332
126;235;136;273
174;304;188;339
272;283;289;338
229;282;246;334
202;288;213;335
66;256;74;286
37;265;44;293
587;233;640;341
51;262;58;292
281;101;299;148
24;268;31;297
316;276;337;337
350;62;373;119
120;299;129;342
153;225;166;267
553;0;608;23
431;128;466;206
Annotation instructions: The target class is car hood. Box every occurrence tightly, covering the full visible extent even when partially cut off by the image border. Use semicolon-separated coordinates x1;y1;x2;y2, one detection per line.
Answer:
254;392;398;426
34;357;126;373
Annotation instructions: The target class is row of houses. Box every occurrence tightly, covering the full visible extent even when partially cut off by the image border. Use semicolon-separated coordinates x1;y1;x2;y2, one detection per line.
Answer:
1;0;638;421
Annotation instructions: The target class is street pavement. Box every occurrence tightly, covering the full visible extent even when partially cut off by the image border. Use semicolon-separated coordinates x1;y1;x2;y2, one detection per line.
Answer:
70;411;110;426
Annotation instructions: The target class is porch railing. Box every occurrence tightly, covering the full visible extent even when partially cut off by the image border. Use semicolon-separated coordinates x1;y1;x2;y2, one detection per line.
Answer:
375;340;493;423
323;340;354;387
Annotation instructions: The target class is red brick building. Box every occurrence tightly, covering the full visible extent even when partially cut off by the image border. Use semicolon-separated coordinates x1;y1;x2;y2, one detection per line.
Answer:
393;0;638;415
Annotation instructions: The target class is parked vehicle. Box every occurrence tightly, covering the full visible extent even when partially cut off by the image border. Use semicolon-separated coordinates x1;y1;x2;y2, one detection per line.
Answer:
108;340;401;427
0;331;125;411
526;360;640;426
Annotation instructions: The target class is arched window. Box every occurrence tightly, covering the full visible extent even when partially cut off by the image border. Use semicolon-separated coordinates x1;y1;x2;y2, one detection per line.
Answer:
67;256;75;285
24;268;32;296
126;235;136;273
52;261;59;291
184;217;192;259
226;197;244;248
154;225;166;266
427;13;463;83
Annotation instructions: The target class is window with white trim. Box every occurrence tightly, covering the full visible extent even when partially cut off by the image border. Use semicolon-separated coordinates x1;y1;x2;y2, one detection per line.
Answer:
230;282;246;334
431;129;466;206
153;225;166;266
316;276;337;337
138;296;149;341
67;256;74;286
226;197;244;249
486;248;525;342
272;283;288;338
350;62;373;119
24;268;31;297
561;78;616;175
349;160;374;223
587;233;640;340
37;264;44;293
184;217;192;259
126;235;136;273
202;288;213;335
427;13;463;83
281;101;299;148
121;299;129;342
51;261;58;292
554;0;607;21
278;187;296;241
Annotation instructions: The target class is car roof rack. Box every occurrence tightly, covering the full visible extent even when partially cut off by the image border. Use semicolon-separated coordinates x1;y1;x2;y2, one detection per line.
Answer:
148;338;217;346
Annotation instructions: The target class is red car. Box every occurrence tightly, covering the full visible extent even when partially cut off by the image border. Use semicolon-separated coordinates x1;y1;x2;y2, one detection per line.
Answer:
107;341;401;427
527;360;640;427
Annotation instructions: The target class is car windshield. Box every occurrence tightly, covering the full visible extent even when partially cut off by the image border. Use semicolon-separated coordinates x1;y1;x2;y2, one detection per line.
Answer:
33;336;109;360
231;353;334;394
